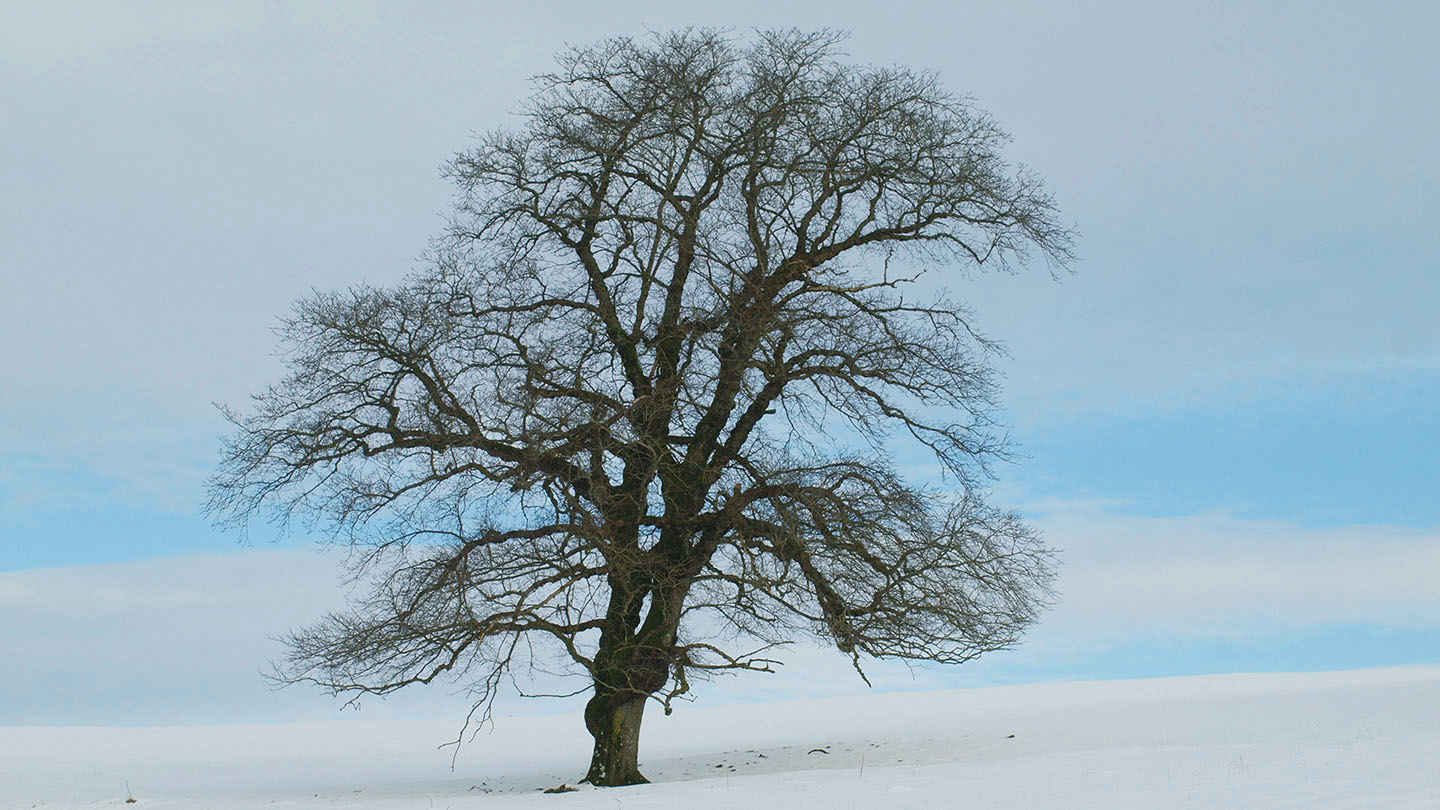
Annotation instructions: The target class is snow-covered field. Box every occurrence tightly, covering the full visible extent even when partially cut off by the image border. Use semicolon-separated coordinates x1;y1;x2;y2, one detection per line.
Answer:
5;666;1437;809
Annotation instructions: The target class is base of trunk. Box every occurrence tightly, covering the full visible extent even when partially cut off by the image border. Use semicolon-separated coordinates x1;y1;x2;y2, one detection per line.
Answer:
582;693;649;786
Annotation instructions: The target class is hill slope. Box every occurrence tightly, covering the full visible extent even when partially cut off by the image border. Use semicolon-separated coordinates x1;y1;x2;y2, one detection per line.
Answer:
5;666;1437;809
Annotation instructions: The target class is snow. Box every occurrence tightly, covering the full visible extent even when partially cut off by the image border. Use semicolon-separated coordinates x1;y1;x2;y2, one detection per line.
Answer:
5;666;1437;809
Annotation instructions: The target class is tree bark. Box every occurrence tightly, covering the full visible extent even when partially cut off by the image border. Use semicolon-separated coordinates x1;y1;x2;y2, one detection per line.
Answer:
583;691;649;786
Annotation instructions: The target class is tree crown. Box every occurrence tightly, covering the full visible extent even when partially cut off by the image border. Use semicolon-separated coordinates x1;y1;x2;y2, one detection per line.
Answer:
210;28;1069;730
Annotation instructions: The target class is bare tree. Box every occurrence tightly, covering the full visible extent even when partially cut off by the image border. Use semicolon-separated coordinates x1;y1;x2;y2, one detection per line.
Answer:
209;29;1071;787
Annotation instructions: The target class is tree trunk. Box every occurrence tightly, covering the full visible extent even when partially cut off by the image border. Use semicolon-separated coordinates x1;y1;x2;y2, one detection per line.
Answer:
583;691;649;786
581;570;685;786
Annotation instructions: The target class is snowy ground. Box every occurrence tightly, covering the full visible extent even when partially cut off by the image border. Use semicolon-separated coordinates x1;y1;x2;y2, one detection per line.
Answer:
5;666;1437;809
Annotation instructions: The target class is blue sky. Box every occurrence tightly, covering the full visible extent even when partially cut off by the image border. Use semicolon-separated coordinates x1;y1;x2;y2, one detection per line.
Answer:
1012;372;1440;527
1;0;1437;724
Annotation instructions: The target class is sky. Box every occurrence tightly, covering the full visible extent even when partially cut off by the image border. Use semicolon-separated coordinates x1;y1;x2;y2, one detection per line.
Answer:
1;0;1437;725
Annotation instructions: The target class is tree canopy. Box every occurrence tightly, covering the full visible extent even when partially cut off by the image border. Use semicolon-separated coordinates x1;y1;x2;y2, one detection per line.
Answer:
210;28;1072;786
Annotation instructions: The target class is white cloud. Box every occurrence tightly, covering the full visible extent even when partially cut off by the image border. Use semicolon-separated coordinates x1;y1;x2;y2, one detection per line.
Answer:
1034;505;1440;637
0;550;354;724
5;505;1438;724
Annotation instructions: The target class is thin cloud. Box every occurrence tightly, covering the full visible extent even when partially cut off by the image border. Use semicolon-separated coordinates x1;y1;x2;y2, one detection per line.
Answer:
4;505;1437;724
1037;505;1440;636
